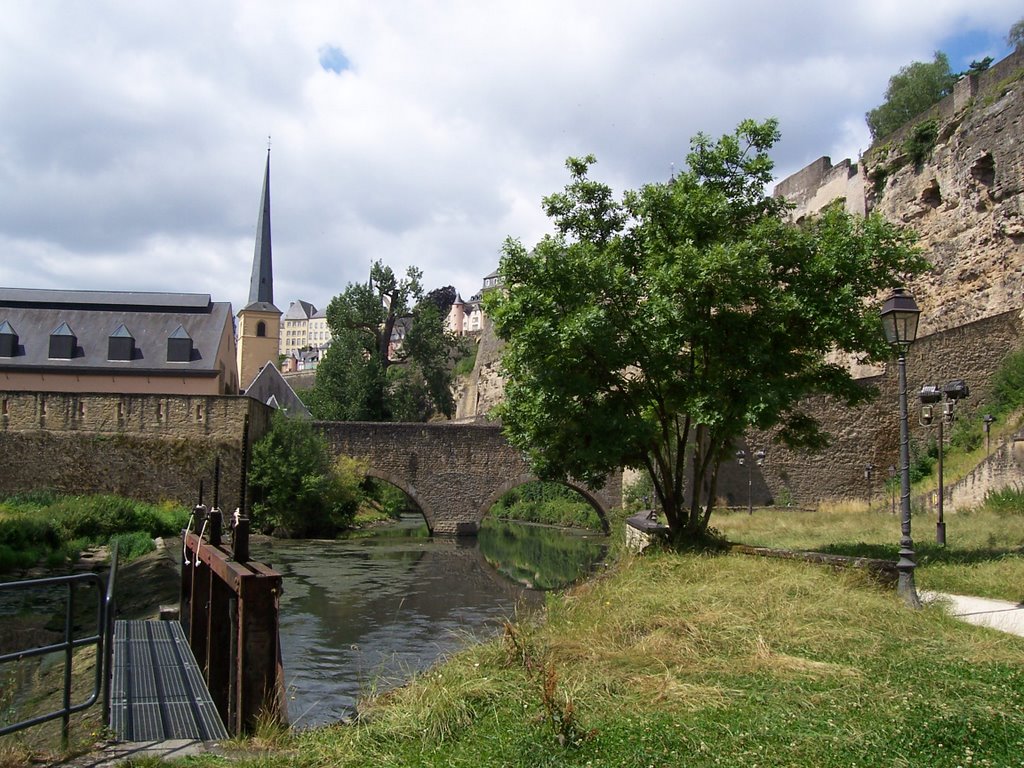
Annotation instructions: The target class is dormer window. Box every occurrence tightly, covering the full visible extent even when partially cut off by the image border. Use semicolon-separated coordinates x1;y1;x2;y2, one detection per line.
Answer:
49;322;76;360
108;324;135;361
167;325;194;363
0;320;17;357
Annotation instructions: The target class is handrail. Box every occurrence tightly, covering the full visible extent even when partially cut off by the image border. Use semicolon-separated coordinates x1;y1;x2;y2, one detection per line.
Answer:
0;545;118;749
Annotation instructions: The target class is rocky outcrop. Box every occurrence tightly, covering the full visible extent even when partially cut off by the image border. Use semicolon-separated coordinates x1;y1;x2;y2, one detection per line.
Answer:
778;49;1024;339
452;316;505;422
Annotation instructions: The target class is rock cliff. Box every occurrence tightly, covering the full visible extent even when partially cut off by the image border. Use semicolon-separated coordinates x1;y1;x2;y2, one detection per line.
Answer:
778;49;1024;338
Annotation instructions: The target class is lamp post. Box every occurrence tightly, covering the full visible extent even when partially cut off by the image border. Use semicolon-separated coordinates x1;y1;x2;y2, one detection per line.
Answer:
983;414;995;455
735;448;766;515
920;380;969;547
880;287;922;609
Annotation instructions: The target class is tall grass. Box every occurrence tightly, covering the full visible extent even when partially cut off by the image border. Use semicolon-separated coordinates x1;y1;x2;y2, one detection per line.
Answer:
714;495;1024;601
0;494;188;574
185;550;1024;767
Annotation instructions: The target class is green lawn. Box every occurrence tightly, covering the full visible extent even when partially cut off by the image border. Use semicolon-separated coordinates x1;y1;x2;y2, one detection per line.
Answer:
714;499;1024;602
181;547;1023;768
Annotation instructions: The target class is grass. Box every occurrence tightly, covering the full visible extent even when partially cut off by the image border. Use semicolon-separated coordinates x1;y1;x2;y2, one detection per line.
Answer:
180;550;1024;767
713;497;1024;602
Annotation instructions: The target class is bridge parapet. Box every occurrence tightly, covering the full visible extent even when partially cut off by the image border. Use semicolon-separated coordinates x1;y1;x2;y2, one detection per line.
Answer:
316;421;621;534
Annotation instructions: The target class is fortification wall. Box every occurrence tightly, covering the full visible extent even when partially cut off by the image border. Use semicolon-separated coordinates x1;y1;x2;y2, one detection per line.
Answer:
0;392;271;508
746;308;1023;506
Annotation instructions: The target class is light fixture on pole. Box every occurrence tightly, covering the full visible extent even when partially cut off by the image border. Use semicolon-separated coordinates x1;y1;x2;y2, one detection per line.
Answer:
734;448;766;515
983;414;995;456
880;287;922;609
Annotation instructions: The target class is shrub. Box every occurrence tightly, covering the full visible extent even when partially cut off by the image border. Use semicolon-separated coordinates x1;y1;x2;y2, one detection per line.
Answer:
249;414;360;537
903;119;939;168
108;531;157;561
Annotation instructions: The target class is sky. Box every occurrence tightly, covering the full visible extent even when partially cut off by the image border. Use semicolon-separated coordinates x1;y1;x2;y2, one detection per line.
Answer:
0;2;1017;316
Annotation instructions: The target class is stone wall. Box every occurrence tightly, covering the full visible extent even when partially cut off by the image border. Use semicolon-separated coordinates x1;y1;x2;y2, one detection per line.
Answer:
0;391;272;508
743;308;1024;506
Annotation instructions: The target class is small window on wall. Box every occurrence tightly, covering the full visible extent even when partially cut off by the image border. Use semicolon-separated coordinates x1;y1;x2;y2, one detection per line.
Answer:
256;321;267;337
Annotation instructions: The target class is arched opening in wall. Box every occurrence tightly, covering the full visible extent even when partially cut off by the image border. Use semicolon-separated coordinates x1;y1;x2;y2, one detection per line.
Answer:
256;321;267;338
359;476;432;537
479;480;608;590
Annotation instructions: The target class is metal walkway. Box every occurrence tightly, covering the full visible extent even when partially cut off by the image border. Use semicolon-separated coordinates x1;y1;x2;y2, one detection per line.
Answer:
110;620;228;742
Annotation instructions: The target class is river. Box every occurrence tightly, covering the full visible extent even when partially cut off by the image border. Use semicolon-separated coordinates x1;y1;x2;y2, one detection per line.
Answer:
252;515;607;727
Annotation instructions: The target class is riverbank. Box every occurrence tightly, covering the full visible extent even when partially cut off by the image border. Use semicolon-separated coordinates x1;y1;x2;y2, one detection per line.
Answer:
173;547;1023;768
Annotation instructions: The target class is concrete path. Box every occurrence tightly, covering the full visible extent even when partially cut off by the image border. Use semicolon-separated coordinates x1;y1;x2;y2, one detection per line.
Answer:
922;592;1024;638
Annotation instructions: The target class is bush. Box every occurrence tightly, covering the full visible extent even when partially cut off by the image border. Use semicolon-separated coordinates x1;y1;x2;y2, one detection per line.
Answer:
53;495;182;542
249;414;359;537
990;348;1024;415
903;119;938;168
982;487;1024;517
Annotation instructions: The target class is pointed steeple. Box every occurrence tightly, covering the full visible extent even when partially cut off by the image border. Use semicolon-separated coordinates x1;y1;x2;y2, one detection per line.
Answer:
245;148;277;311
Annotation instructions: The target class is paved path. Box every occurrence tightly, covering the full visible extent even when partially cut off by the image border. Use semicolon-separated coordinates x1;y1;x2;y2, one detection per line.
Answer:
923;592;1024;638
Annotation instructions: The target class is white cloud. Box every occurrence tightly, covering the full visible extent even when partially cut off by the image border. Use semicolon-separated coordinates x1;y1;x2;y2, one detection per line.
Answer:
0;0;1018;313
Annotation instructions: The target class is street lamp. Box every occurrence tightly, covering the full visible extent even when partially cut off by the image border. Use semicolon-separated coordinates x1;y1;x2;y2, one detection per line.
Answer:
983;414;995;455
880;287;922;609
921;380;969;547
735;448;766;515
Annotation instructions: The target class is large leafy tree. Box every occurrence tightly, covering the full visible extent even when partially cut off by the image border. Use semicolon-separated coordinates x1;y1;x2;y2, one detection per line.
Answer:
485;119;925;542
866;51;956;140
309;261;458;421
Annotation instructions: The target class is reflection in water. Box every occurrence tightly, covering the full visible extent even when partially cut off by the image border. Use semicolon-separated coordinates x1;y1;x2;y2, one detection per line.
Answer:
255;515;605;727
478;518;607;590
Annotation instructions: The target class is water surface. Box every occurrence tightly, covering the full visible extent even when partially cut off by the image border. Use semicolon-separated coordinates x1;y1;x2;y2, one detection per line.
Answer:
255;516;605;727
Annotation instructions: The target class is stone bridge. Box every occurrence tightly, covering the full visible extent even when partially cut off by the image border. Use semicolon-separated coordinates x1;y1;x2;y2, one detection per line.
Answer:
315;421;622;535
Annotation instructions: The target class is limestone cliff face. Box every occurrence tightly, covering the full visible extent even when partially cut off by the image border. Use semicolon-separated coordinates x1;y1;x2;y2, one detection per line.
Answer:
452;317;505;422
779;50;1024;339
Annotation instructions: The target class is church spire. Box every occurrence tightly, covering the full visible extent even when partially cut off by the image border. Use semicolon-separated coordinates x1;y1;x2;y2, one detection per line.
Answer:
246;147;276;309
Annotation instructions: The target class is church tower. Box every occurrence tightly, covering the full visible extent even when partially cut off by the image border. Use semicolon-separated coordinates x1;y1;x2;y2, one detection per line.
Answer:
236;148;282;391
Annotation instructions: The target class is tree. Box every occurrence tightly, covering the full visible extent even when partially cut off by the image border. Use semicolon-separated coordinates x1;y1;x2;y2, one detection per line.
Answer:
865;51;956;140
248;413;360;536
308;261;458;421
485;119;925;543
1009;17;1024;52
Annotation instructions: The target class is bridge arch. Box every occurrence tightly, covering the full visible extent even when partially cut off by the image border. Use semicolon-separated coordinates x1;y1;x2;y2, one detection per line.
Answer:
478;475;611;534
362;466;437;532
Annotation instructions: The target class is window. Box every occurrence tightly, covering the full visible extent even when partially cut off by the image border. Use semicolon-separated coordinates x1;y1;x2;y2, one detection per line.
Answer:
108;324;135;361
0;321;17;357
167;325;193;363
256;321;267;337
48;322;76;359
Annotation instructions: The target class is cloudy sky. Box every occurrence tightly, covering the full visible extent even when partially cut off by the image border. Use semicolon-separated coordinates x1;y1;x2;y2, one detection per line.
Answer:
0;2;1017;315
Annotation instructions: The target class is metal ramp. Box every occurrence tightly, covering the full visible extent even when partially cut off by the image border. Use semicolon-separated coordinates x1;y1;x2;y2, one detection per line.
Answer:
110;620;228;742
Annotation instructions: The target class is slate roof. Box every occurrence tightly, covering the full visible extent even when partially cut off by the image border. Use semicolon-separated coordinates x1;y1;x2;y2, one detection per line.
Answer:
284;300;317;321
0;287;232;377
244;360;311;418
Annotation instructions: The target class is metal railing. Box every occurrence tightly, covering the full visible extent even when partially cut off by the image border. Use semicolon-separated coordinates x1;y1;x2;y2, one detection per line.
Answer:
0;545;118;749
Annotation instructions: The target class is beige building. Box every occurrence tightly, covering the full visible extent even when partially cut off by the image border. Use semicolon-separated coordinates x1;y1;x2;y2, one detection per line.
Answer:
447;268;502;336
280;300;317;358
0;288;238;395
